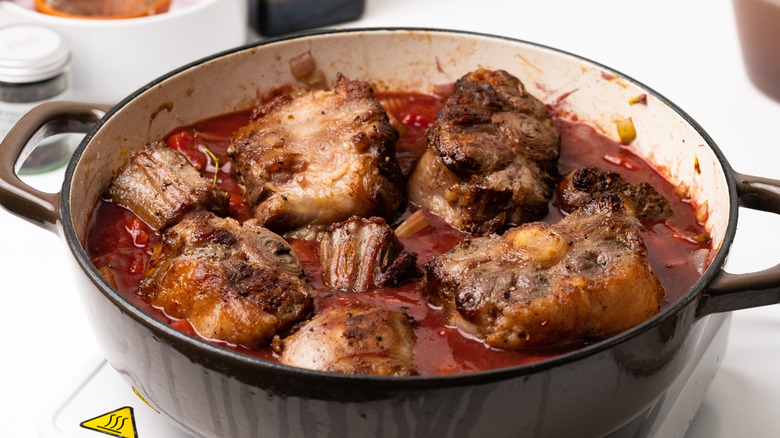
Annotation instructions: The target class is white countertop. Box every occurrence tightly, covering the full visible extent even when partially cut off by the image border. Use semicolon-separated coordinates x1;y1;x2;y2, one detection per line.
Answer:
2;0;780;437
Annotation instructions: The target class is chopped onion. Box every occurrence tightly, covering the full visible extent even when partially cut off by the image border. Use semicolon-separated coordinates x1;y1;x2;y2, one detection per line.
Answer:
289;51;316;80
615;117;636;145
691;248;710;275
395;210;430;239
674;181;692;200
432;82;454;97
629;94;647;105
695;201;709;224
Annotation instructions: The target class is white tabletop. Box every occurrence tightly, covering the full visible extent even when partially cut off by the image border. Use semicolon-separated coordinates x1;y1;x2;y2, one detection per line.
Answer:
2;0;780;437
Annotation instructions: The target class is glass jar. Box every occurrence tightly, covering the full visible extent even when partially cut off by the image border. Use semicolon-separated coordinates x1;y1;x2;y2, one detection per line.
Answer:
0;24;73;174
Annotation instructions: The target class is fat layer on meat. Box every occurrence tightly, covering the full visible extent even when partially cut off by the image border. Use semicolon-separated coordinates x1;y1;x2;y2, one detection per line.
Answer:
408;69;560;234
139;211;313;349
320;216;422;292
107;142;229;230
278;303;418;376
559;166;672;221
424;193;664;350
228;75;405;237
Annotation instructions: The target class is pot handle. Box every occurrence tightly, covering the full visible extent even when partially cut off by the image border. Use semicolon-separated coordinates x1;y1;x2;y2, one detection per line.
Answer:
0;101;111;234
697;171;780;316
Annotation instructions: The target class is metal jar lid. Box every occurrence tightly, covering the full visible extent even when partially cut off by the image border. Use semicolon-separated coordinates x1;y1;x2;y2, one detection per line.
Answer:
0;25;71;84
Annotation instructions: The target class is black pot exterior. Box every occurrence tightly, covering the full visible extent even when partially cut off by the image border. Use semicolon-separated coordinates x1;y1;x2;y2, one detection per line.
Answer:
70;243;713;438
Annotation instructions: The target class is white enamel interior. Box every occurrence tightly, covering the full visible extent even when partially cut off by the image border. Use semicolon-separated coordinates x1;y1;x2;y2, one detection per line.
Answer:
69;29;729;259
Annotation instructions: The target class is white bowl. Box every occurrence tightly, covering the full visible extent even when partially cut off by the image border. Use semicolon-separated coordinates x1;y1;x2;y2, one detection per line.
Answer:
0;0;248;103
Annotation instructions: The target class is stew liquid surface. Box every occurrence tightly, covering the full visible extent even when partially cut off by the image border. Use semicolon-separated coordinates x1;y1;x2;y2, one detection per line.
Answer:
86;91;710;375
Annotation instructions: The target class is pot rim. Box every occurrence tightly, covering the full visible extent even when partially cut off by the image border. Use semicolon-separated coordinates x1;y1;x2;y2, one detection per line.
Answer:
60;27;739;388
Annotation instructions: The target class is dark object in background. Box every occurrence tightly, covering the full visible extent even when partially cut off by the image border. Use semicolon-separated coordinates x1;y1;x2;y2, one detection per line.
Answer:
249;0;365;36
732;0;780;102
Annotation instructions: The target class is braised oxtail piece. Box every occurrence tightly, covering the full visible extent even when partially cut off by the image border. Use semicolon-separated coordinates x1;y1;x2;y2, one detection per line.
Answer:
139;211;313;349
228;74;405;238
424;193;664;350
559;166;672;220
407;68;560;234
320;216;422;292
277;303;418;376
107;142;229;230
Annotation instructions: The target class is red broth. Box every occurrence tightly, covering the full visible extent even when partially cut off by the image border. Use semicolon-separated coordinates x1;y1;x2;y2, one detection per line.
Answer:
85;91;710;375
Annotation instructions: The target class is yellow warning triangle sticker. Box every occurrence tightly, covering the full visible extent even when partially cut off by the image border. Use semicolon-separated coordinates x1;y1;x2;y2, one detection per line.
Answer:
80;406;138;438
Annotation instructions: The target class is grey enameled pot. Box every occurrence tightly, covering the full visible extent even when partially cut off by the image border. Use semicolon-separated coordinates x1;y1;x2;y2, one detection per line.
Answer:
2;29;780;438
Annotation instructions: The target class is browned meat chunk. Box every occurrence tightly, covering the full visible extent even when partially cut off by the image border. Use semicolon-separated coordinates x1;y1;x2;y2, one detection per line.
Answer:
139;211;313;349
320;216;422;292
407;69;560;234
228;74;405;237
559;166;672;220
424;193;664;350
107;142;229;230
278;303;417;376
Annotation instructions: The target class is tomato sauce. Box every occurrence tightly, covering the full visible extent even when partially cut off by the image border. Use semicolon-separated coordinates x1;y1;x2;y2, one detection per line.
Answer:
85;91;710;375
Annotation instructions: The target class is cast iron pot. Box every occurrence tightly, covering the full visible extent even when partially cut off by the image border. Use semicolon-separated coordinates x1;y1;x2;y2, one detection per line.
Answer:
2;29;780;438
